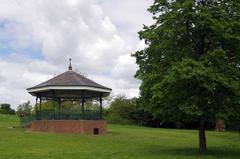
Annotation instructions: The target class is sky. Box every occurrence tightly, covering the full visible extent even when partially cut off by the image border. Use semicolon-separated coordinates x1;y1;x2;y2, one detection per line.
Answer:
0;0;154;108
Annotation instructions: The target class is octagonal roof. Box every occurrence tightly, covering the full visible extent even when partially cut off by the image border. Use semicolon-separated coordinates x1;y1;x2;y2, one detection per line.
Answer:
27;59;111;98
27;70;111;90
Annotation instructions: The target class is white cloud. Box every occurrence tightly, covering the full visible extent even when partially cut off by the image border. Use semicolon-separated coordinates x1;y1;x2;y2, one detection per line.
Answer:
0;0;153;108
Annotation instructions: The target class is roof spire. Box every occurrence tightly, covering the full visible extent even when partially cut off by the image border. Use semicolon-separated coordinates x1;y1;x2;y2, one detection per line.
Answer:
68;58;72;70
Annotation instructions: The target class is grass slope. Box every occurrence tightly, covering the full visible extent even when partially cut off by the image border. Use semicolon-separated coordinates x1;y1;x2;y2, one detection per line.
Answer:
0;114;239;159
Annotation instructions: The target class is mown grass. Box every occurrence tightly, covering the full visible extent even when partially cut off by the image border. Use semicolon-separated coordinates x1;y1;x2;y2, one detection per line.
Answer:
0;114;239;159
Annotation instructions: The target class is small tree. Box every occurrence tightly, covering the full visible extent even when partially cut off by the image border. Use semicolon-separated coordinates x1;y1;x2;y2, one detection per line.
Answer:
16;101;32;116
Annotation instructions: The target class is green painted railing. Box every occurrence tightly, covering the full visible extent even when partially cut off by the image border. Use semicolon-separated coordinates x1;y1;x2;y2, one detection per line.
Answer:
20;110;101;127
20;115;35;127
36;110;101;120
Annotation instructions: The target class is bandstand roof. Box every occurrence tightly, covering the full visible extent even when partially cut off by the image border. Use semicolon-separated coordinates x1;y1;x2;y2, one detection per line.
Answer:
27;59;112;98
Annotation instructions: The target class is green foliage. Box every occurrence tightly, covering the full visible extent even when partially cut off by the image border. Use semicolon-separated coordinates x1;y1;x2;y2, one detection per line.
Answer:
151;57;239;122
105;96;138;124
0;103;15;115
105;96;168;127
60;100;80;113
85;100;100;111
133;0;240;127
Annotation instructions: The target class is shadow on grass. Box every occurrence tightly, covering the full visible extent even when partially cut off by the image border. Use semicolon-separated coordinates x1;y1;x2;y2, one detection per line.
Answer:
142;146;240;158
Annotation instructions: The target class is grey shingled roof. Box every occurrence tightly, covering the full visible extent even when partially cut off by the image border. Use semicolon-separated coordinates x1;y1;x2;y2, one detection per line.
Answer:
27;70;111;90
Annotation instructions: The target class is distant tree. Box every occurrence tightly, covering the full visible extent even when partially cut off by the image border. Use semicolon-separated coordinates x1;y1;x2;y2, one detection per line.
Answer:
105;95;138;124
0;103;15;114
81;99;99;111
133;0;240;153
16;101;32;116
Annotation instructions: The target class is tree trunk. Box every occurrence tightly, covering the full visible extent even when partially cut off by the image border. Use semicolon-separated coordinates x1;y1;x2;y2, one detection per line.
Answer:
199;120;207;153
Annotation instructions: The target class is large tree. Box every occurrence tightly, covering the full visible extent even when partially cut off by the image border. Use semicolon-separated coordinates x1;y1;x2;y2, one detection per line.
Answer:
133;0;240;153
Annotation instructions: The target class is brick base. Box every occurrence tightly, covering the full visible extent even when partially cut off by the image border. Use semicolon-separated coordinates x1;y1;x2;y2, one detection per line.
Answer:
30;120;107;134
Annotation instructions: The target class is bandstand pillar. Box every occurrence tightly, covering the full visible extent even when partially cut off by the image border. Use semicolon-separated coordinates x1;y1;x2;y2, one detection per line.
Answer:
58;98;61;119
100;96;102;120
39;97;42;120
35;97;38;120
82;98;85;119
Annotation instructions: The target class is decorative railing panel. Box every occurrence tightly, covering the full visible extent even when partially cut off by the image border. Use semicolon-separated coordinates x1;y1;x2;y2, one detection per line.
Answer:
20;110;101;126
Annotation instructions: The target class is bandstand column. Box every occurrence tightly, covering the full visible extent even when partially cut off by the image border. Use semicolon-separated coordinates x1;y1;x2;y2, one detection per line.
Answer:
100;96;102;120
35;97;38;120
58;98;61;119
52;98;55;119
82;98;85;119
39;96;42;120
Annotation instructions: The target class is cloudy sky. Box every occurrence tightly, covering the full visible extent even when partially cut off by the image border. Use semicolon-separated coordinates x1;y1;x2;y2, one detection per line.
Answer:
0;0;153;108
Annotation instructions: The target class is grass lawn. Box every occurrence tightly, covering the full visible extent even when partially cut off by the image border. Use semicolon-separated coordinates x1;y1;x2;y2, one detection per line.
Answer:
0;114;239;159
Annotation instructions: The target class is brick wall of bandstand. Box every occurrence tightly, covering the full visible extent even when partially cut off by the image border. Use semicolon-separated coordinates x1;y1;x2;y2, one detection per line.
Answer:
30;120;107;134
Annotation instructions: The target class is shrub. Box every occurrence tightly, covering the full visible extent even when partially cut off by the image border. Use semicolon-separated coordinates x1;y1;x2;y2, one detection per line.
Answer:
0;104;15;115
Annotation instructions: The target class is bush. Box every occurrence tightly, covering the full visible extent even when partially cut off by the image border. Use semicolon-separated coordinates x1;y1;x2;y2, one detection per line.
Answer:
104;96;138;124
0;104;15;115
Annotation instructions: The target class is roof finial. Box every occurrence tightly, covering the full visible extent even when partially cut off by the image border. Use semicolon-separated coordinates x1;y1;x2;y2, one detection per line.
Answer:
68;58;72;70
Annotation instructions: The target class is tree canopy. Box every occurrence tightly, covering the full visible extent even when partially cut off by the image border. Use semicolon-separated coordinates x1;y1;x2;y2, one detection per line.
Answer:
133;0;240;153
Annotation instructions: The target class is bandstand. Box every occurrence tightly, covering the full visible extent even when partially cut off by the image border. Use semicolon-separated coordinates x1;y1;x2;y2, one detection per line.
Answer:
26;59;111;134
